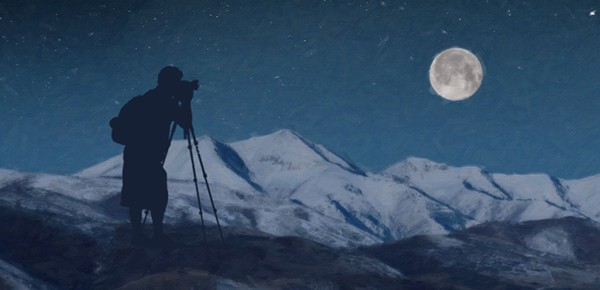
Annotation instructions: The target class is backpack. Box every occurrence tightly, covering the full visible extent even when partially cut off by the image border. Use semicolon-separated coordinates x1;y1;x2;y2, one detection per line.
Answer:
109;96;143;145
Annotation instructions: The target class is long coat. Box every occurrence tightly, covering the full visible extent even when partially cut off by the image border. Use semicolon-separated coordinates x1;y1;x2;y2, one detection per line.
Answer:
119;88;183;211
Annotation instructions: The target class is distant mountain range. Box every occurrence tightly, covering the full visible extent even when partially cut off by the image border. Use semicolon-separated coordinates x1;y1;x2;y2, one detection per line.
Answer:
73;129;599;244
3;129;600;288
2;129;600;247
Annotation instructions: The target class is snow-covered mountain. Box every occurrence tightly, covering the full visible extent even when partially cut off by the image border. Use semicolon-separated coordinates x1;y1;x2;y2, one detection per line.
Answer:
4;129;600;248
384;157;596;221
5;129;600;288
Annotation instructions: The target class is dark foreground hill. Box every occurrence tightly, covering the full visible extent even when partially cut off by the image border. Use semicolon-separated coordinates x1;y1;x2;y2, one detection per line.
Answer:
0;205;415;289
2;201;600;289
364;217;600;289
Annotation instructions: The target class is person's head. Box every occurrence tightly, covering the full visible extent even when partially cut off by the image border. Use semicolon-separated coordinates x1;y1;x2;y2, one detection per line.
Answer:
157;66;183;89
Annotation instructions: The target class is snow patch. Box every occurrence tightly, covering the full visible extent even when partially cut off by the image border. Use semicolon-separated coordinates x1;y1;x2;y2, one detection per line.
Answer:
0;169;26;188
525;228;575;259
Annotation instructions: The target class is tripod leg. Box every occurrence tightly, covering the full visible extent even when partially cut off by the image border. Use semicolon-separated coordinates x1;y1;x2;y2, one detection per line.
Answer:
186;130;207;244
189;125;224;242
142;209;150;225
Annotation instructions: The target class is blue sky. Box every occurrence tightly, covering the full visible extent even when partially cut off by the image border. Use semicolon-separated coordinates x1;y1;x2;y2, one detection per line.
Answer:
1;0;599;178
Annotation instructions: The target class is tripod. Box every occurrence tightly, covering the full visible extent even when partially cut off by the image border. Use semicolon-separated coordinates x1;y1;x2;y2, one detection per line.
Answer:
184;124;224;242
142;122;224;243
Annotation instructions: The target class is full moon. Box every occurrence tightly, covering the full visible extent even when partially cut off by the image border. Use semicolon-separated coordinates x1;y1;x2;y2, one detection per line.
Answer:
429;47;483;101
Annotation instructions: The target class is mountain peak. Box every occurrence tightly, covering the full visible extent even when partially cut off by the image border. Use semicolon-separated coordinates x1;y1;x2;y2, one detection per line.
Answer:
232;129;363;176
254;129;308;145
272;128;301;137
384;157;450;175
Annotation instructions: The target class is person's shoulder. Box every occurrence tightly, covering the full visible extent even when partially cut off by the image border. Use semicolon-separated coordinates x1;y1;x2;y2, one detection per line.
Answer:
135;88;163;104
125;95;144;107
142;88;173;102
141;88;159;98
120;93;149;115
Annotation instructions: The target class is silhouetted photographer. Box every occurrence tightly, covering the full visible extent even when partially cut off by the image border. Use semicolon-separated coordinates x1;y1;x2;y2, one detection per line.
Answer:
110;66;198;246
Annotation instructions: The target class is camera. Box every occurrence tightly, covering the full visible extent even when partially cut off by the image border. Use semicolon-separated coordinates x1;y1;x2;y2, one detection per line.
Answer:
181;79;199;91
175;80;199;102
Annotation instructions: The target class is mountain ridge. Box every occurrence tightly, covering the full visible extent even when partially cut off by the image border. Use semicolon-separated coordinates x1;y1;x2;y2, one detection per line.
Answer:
4;129;600;288
6;129;600;246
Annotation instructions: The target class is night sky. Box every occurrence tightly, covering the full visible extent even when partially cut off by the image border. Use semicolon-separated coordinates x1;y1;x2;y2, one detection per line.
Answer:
1;0;599;179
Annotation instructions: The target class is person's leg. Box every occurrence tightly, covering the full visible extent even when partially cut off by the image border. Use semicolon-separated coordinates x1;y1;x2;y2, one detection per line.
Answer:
151;210;165;238
129;207;145;246
150;167;169;245
129;207;142;234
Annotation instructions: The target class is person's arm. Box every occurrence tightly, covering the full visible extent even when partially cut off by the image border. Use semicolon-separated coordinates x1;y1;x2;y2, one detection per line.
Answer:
177;100;193;132
174;87;195;132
